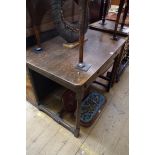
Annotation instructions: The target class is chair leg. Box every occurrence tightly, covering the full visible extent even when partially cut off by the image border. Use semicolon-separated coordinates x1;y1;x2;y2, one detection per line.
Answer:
121;0;129;29
113;0;125;40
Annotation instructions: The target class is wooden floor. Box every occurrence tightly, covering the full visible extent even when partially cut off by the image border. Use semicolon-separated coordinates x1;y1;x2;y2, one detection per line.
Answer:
26;67;129;155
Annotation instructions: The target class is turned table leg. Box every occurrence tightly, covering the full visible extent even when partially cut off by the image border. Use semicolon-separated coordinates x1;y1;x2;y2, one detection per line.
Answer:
101;0;108;25
121;0;129;29
113;0;125;40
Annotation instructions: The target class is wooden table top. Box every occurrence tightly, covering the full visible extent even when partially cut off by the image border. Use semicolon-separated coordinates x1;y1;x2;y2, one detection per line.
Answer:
27;29;126;90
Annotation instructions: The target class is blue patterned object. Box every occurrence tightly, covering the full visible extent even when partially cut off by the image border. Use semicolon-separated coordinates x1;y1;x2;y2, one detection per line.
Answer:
80;92;106;124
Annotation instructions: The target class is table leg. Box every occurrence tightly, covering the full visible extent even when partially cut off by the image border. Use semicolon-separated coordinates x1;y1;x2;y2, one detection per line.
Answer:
107;58;118;91
107;44;126;91
74;91;83;137
27;67;40;106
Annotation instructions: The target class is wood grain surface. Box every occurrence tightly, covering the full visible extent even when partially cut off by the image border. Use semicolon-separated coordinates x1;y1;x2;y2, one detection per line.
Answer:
27;30;126;89
26;67;129;155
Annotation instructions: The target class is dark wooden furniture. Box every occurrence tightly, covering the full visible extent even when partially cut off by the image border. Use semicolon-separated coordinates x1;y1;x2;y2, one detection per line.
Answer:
89;0;129;37
113;0;129;39
27;29;127;137
115;37;129;82
89;20;129;36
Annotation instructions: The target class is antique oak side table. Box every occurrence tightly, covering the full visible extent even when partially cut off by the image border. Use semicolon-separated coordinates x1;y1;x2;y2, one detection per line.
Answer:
26;29;127;137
